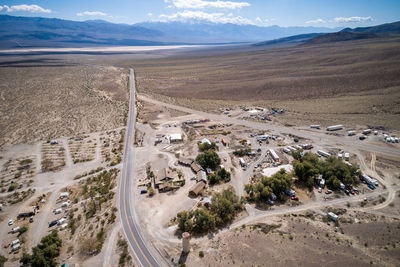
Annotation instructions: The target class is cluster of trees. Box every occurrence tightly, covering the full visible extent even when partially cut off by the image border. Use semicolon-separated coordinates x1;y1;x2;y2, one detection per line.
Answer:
196;150;221;170
20;230;62;267
244;169;292;202
198;142;218;152
209;168;231;185
176;189;242;234
293;152;359;190
233;148;251;157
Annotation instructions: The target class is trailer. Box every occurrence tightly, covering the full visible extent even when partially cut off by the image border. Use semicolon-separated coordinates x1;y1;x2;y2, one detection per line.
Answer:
269;149;280;162
328;212;339;222
239;158;246;167
326;124;344;131
317;150;330;158
360;174;378;186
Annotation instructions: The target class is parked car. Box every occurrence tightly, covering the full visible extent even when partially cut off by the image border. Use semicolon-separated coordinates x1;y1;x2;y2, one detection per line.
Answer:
266;200;275;206
49;220;58;228
29;216;34;223
291;196;299;201
325;190;333;194
8;219;13;226
140;189;148;194
368;184;376;190
344;189;350;195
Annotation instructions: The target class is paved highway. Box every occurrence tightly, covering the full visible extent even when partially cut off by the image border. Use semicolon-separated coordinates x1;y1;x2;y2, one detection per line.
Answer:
119;69;159;267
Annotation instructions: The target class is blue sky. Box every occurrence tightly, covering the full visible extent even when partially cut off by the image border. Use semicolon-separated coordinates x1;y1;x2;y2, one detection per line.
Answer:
0;0;399;27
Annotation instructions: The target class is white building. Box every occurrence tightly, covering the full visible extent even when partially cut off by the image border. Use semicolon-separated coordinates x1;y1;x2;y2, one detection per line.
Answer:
169;133;183;143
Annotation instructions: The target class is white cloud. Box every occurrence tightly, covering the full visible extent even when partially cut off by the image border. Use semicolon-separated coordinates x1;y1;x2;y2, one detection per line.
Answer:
76;11;108;17
148;12;153;17
159;10;253;24
1;4;51;13
165;0;250;9
305;18;326;24
334;16;372;23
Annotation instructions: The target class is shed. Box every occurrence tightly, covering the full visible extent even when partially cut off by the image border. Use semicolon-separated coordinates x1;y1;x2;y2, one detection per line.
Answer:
190;162;203;173
189;181;206;197
178;158;193;167
196;170;207;183
169;133;183;143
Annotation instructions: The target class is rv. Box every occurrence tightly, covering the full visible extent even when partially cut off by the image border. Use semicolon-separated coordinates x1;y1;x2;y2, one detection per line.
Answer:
328;212;339;222
327;124;344;131
269;149;280;162
317;150;330;158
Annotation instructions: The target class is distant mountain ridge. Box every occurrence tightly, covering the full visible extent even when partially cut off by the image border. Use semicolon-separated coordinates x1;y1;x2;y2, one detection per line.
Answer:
305;21;400;45
0;15;340;49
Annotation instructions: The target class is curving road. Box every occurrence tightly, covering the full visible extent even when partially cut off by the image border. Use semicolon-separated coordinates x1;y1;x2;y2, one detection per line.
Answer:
119;69;159;267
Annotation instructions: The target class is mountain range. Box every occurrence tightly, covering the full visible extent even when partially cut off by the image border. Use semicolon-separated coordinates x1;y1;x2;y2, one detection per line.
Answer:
0;15;340;49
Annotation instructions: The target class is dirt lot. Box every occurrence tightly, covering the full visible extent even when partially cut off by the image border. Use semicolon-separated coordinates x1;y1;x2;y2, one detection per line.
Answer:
133;37;400;130
179;212;400;267
0;64;128;148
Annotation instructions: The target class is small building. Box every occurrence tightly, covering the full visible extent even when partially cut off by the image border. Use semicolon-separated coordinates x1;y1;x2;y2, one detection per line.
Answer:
178;158;193;167
269;149;280;162
190;162;203;173
154;168;179;188
196;170;207;183
189;181;206;197
169;133;183;143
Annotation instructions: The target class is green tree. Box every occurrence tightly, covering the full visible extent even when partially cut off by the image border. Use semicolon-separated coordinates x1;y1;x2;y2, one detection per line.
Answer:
20;230;62;267
208;168;231;185
196;150;221;170
0;255;7;267
191;209;215;233
198;142;218;152
176;211;193;233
